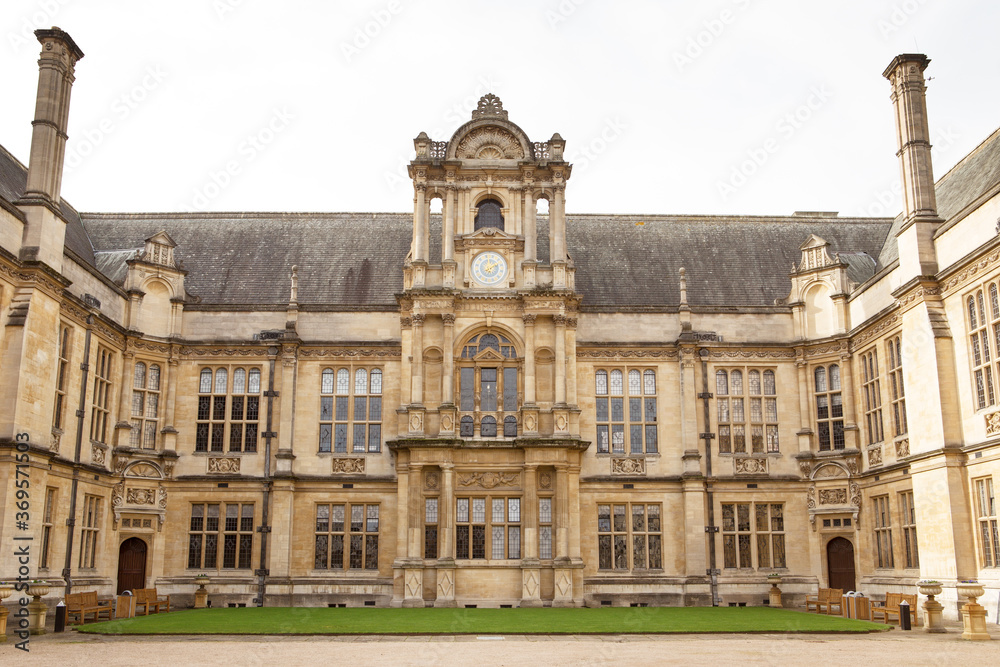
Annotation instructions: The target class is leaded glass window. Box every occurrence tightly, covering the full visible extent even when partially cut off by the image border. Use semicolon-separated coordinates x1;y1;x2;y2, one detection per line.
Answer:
319;367;382;453
595;368;657;454
597;503;662;571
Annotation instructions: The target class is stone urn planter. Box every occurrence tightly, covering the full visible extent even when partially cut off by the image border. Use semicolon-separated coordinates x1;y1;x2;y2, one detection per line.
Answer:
956;582;985;603
766;574;782;608
916;581;942;597
194;575;210;609
916;581;945;633
956;582;991;641
26;581;50;599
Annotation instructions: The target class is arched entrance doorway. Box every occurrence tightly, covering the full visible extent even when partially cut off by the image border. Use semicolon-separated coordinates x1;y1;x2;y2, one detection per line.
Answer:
826;537;855;591
117;537;147;594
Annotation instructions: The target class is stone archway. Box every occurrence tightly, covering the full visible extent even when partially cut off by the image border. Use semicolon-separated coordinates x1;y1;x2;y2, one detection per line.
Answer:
826;537;855;591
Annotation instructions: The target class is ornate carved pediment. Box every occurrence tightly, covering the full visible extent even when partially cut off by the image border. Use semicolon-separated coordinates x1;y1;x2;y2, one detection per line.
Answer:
124;461;163;479
456;126;524;160
810;462;848;480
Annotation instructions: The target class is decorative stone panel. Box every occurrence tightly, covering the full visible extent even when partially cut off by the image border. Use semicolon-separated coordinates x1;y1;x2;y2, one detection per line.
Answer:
610;457;646;475
986;412;1000;436
457;471;520;489
424;469;439;490
207;457;240;474
894;438;909;458
126;488;156;505
332;458;365;474
734;457;767;475
818;489;848;505
867;445;883;466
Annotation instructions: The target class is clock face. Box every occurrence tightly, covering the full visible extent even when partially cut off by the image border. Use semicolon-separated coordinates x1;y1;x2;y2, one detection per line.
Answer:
471;251;508;286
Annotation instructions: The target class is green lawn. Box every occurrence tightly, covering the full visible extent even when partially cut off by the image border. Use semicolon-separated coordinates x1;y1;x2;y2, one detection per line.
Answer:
75;606;889;635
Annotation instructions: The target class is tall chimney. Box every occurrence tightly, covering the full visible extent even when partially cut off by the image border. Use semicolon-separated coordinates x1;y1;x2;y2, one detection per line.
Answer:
17;27;84;269
883;54;940;277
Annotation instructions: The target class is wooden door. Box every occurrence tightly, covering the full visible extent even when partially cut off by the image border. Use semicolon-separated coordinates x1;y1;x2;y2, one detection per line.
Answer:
827;537;856;592
117;537;147;594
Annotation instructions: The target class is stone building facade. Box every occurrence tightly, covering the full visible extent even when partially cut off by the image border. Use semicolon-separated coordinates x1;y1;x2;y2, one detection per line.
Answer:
1;30;998;618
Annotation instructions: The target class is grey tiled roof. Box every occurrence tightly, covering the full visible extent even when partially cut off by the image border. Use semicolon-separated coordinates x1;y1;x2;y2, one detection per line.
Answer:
0;144;96;266
878;126;1000;267
80;212;891;309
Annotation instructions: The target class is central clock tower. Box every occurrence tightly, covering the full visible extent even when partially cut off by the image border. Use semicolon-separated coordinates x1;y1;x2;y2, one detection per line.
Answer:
389;95;587;609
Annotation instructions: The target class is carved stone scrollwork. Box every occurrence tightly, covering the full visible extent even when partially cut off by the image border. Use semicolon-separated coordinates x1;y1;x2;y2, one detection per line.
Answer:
538;471;552;489
441;313;456;325
425;470;440;490
458;471;520;489
867;445;883;466
850;483;861;508
522;314;537;325
114;453;131;475
158;486;167;509
332;458;365;474
611;457;646;475
91;444;106;466
798;460;812;477
806;485;816;510
111;481;125;508
411;314;426;326
456;127;524;159
125;462;162;478
734;457;768;475
471;93;508;120
207;457;240;474
818;489;848;505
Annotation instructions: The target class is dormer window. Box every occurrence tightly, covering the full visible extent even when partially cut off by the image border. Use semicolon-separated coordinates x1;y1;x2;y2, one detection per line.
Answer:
474;199;504;231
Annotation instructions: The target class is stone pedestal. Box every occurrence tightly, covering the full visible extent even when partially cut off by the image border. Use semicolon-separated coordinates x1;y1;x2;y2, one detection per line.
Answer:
922;597;945;632
520;565;543;608
960;602;992;640
194;588;208;609
27;599;47;635
434;563;456;608
0;606;8;642
768;581;782;608
552;566;574;607
402;565;424;608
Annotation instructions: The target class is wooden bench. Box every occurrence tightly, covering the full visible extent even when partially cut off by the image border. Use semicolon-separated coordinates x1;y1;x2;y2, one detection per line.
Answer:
871;592;917;625
805;588;843;614
65;591;113;624
134;588;170;615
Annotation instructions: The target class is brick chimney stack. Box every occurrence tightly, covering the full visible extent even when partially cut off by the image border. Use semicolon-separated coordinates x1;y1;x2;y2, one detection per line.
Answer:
16;27;84;269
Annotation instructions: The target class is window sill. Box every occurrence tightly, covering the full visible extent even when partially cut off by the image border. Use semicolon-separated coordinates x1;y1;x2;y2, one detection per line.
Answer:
192;451;258;456
716;452;782;457
317;451;381;456
595;452;660;458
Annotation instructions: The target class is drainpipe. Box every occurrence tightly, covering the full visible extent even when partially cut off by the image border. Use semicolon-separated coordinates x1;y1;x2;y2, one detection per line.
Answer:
254;350;278;606
62;314;93;595
700;351;719;606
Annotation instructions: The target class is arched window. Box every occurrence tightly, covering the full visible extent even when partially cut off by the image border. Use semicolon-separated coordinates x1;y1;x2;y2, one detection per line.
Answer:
474;199;504;231
458;330;520;439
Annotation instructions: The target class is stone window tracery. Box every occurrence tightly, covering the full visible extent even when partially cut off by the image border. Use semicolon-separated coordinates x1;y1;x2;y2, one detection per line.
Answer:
595;368;657;454
80;494;102;569
814;364;844;450
721;502;785;569
899;490;918;569
456;496;520;559
319;367;382;453
597;503;662;570
188;502;254;569
130;361;161;449
886;336;908;436
716;368;778;454
458;331;519;439
974;477;999;567
53;324;71;430
195;366;261;453
90;346;114;445
967;286;998;409
314;503;379;570
860;349;884;446
872;495;894;568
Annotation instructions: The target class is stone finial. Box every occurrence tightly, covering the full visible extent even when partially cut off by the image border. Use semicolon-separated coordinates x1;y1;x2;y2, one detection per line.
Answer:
548;132;565;160
471;93;508;120
413;131;430;158
679;267;688;307
289;265;299;305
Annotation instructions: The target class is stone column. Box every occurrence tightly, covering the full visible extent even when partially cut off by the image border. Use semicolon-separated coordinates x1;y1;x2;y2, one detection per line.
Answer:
565;317;578;407
550;187;566;263
400;317;412;406
392;461;409;607
118;351;135;433
411;314;425;406
795;357;811;454
523;315;537;405
160;357;179;450
402;462;425;607
554;315;567;405
435;462;457;607
443;187;455;262
442;315;455;404
414;185;427;262
523;189;537;262
552;463;573;606
520;463;542;607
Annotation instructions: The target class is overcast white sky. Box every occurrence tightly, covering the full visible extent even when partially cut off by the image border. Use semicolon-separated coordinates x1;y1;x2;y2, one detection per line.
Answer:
2;0;998;218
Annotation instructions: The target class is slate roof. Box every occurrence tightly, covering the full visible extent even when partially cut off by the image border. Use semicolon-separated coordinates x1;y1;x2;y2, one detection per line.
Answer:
878;126;1000;267
79;211;892;309
0;144;96;266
